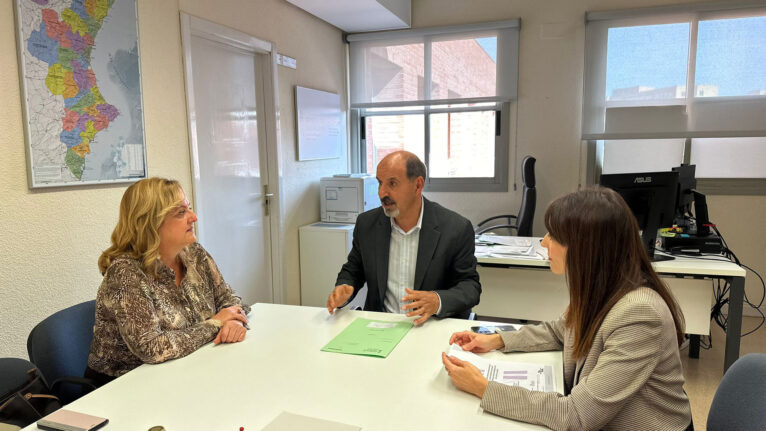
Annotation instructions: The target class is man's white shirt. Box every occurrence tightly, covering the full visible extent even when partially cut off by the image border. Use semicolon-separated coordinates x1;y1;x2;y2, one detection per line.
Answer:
384;198;442;315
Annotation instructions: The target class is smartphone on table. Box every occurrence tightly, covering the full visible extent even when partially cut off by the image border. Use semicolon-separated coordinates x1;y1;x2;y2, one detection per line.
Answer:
470;325;517;335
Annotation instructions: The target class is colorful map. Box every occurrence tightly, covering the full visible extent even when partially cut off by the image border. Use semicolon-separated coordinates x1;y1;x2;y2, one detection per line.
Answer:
16;0;146;187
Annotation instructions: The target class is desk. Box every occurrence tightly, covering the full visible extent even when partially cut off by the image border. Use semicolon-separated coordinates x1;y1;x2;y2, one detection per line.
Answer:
475;237;746;373
24;304;563;431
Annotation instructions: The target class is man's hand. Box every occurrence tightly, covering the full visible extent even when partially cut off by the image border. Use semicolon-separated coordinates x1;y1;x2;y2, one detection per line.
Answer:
401;288;439;325
327;284;354;315
441;352;489;398
213;320;247;344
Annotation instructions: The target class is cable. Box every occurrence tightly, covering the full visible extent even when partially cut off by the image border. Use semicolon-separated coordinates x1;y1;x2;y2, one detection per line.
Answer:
710;278;729;333
705;227;765;337
654;250;732;263
715;225;765;336
739;262;765;336
668;216;766;340
661;218;765;339
741;263;766;309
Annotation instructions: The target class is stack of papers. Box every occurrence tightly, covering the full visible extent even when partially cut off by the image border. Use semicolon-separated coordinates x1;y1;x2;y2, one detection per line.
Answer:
447;344;557;392
476;235;534;247
475;234;544;260
475;244;537;257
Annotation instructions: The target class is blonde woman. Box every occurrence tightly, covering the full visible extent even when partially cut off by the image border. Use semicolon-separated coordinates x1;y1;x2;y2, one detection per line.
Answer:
86;178;249;384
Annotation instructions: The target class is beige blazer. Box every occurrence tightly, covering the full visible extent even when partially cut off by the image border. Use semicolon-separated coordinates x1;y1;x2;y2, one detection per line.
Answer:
480;287;692;431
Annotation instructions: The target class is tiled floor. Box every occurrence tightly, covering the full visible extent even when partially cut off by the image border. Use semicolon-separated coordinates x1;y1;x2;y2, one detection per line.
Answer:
681;315;766;430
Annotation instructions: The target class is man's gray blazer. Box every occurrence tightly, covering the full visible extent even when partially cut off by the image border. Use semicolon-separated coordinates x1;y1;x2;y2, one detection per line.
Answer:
335;197;481;318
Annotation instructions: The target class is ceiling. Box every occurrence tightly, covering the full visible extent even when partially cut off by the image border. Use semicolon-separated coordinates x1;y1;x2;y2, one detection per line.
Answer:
285;0;411;33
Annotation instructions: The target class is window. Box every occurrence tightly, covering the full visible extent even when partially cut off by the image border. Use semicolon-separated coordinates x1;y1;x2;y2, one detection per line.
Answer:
363;113;425;171
696;15;766;98
429;109;497;178
691;137;766;178
605;23;690;105
348;20;519;191
599;139;685;175
583;4;766;189
360;104;502;180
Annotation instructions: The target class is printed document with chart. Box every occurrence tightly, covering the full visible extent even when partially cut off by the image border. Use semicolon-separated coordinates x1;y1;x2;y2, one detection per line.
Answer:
447;344;558;392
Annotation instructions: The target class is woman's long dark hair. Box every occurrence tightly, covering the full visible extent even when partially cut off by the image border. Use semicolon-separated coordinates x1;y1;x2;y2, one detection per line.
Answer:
545;187;685;360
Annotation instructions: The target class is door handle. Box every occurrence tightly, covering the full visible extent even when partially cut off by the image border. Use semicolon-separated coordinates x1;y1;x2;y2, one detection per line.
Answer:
263;185;274;216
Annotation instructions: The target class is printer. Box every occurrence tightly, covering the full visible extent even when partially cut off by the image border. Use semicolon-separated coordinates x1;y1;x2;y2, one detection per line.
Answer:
320;174;378;223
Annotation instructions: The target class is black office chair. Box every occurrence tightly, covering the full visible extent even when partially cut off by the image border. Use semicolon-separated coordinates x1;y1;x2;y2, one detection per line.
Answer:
707;353;766;431
476;155;536;236
0;358;40;428
0;358;60;427
27;301;98;404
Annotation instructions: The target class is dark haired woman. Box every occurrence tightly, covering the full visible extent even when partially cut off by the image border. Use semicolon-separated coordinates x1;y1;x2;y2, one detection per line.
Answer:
442;187;692;431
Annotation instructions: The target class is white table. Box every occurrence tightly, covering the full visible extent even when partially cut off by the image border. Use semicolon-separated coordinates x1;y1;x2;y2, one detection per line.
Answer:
25;304;563;431
475;237;746;372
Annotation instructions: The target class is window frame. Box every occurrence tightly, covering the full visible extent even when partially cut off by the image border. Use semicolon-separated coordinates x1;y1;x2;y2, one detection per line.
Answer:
583;3;766;189
355;102;510;192
347;20;518;192
584;5;766;140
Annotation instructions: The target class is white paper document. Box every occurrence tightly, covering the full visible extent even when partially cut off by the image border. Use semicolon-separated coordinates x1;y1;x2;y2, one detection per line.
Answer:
476;235;534;247
447;344;557;392
476;244;535;256
475;244;545;260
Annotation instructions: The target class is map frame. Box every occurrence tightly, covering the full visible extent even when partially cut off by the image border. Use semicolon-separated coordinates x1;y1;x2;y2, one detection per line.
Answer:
13;0;148;189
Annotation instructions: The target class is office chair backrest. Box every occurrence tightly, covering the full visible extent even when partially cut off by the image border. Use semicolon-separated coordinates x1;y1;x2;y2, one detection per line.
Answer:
27;300;96;404
516;156;536;236
707;353;766;431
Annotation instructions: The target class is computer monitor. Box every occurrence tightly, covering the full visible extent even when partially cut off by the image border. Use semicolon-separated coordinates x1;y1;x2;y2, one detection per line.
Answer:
599;171;679;261
672;164;696;221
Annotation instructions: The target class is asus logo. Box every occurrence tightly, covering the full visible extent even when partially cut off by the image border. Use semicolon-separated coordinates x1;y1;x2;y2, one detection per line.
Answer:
634;176;652;184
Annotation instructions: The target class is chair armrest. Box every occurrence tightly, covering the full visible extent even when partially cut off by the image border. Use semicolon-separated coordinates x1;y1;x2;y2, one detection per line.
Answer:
476;214;517;227
475;224;519;235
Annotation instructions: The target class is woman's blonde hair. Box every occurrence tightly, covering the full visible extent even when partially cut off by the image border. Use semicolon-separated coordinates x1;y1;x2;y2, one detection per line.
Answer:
98;177;184;277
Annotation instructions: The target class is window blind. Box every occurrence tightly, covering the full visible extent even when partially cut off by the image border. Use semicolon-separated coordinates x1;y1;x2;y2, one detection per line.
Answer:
348;20;519;108
582;3;766;139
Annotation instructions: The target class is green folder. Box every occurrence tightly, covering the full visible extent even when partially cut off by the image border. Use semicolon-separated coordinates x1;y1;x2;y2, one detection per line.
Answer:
321;318;413;358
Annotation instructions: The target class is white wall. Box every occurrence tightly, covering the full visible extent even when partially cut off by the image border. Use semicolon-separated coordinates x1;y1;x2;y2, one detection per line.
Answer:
176;0;349;310
416;0;766;317
1;0;762;362
0;0;347;359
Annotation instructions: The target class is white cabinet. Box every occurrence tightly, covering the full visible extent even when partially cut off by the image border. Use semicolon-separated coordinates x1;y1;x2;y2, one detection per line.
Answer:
299;222;367;308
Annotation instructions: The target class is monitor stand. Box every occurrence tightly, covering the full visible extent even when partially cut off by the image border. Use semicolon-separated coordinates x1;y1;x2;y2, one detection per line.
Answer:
643;228;675;262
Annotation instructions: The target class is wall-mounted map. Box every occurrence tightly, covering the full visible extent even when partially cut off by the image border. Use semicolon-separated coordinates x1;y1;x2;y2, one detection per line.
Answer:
15;0;146;188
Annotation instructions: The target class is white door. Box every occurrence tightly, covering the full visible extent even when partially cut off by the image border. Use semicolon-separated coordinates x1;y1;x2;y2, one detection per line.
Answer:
181;16;279;305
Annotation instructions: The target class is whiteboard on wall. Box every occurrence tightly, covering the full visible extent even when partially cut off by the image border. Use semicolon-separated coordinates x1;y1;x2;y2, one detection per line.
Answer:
296;86;344;161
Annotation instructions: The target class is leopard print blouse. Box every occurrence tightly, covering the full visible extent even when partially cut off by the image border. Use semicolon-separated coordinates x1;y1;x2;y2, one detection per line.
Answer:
87;242;250;377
